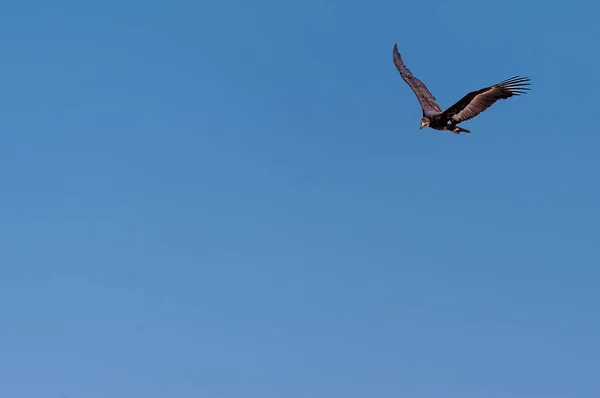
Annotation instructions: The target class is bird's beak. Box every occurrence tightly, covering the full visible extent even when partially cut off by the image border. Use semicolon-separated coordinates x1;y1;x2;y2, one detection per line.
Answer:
419;123;425;130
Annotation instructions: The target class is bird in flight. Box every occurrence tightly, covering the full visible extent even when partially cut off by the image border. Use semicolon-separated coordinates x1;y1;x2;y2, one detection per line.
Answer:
392;43;530;134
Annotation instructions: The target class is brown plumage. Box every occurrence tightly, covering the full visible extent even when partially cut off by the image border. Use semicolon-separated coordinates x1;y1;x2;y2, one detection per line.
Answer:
442;76;531;124
393;43;531;134
392;45;442;115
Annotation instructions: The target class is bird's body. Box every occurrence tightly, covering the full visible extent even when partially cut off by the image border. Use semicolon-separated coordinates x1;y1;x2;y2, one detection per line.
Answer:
419;112;472;134
392;43;530;134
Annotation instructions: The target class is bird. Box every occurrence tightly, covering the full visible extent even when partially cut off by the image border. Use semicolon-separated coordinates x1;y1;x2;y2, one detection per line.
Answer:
392;43;530;134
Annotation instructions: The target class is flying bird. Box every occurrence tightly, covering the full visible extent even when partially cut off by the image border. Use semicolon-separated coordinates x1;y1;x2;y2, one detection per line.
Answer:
392;43;530;134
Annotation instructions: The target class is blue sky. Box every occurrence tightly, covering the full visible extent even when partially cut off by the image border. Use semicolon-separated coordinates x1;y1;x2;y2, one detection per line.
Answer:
1;1;599;397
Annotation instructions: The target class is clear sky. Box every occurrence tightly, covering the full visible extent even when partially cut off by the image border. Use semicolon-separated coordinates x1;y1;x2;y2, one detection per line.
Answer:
1;1;599;397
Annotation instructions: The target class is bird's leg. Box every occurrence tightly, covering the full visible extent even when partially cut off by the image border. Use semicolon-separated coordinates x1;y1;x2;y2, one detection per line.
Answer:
452;126;470;134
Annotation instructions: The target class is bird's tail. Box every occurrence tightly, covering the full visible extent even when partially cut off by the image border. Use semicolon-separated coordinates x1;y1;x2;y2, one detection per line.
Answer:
453;126;471;134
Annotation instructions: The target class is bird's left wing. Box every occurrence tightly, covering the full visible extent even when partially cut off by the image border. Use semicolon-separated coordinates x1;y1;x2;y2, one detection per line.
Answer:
393;44;442;115
442;76;530;123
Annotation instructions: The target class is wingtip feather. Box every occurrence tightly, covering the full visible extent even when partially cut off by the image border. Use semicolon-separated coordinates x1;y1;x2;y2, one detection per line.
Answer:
392;43;403;64
497;75;531;96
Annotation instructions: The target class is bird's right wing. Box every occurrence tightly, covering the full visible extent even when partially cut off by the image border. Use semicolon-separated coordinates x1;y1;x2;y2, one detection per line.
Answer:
393;44;442;115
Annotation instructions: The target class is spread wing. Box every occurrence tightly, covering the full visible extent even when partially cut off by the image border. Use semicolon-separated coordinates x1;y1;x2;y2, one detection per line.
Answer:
442;76;530;123
393;43;442;115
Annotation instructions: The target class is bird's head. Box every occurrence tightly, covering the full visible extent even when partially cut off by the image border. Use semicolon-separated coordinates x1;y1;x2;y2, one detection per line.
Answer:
419;117;430;130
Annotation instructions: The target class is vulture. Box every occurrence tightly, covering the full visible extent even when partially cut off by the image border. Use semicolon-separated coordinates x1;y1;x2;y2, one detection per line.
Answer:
393;43;530;134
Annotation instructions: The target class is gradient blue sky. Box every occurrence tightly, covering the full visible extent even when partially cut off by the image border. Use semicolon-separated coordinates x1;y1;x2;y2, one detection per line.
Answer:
1;1;599;397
